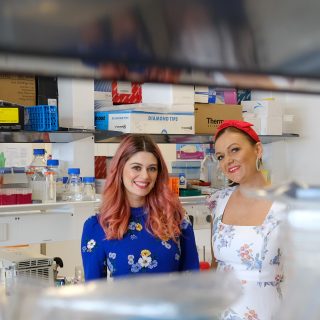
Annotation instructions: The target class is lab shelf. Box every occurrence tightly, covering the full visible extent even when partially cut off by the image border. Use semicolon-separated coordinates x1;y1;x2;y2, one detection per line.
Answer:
0;129;122;143
0;200;100;215
95;133;299;144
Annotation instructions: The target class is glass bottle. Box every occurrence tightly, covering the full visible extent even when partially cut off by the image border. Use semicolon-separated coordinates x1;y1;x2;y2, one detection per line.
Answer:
44;171;56;203
47;159;63;201
64;168;82;201
29;149;46;203
82;177;96;201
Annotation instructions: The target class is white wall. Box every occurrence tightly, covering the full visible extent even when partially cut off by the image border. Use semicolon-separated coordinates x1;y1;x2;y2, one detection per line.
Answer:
283;92;320;184
252;90;320;185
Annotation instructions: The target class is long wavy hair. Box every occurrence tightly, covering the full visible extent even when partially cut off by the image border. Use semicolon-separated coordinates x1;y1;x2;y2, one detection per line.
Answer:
99;134;185;241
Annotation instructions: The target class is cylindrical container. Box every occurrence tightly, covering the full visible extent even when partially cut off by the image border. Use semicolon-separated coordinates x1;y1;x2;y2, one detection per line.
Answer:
82;177;96;201
29;149;46;203
47;159;63;201
168;175;179;196
64;168;82;201
44;171;56;203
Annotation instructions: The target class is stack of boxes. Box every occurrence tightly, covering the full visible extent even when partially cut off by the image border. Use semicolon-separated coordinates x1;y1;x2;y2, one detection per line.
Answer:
193;86;243;134
241;100;283;135
95;81;195;134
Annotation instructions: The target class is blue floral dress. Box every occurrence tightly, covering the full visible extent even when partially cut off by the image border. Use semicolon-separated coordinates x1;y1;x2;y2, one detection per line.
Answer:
208;187;285;320
81;207;199;280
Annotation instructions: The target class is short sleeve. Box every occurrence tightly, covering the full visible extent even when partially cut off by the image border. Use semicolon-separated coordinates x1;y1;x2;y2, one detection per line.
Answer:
81;215;107;281
179;217;200;271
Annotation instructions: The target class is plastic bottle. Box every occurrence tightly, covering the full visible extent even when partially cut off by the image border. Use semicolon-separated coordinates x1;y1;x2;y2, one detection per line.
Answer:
211;153;228;189
82;177;96;201
47;159;63;201
29;149;46;203
64;168;82;201
200;148;214;185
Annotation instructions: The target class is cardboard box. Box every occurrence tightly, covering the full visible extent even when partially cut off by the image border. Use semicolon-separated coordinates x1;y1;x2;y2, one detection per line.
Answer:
194;104;242;134
142;83;194;105
112;81;142;104
100;110;194;134
0;74;36;106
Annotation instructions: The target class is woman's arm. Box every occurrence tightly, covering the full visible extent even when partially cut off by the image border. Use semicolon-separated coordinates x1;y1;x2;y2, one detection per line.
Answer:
210;216;218;269
179;218;200;271
81;215;108;281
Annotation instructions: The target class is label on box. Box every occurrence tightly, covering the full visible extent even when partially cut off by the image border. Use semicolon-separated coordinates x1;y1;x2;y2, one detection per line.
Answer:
107;111;194;134
112;82;142;104
117;81;132;94
194;104;243;134
0;108;19;123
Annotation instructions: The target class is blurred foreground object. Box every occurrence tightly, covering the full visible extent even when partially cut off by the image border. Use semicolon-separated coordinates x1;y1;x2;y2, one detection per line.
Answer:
1;271;241;320
244;181;320;320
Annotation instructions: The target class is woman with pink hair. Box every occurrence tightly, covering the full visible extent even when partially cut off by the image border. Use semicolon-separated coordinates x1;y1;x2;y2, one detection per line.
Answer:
81;134;199;280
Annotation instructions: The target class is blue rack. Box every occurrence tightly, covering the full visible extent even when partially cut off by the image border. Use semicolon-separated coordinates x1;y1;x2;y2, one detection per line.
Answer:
25;105;59;131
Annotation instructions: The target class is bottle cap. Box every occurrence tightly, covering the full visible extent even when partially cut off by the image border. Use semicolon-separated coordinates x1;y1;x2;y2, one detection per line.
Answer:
33;149;45;155
83;177;95;183
68;168;80;175
47;159;59;166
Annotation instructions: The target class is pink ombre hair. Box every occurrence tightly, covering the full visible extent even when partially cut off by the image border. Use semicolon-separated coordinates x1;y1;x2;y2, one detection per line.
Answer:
99;134;185;241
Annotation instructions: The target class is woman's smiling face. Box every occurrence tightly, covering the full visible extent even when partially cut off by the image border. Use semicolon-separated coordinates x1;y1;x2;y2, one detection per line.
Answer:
122;151;158;207
214;130;262;185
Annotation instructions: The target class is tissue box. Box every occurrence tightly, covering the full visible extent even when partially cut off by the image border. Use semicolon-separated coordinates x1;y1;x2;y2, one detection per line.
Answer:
142;83;194;105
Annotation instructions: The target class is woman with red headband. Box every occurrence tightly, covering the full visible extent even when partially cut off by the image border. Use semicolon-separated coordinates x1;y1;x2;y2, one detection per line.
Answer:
208;120;284;320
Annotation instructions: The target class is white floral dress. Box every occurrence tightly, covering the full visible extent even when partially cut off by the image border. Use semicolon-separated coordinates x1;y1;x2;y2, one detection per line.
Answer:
208;187;285;320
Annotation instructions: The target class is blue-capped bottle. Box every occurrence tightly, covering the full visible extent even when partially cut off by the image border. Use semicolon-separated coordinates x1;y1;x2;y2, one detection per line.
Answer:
64;168;82;201
82;177;96;201
29;149;46;203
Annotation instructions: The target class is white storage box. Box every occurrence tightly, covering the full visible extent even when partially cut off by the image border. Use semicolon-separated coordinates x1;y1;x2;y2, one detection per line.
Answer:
241;100;283;117
283;114;296;134
260;116;283;135
142;83;194;105
104;110;194;134
243;112;261;134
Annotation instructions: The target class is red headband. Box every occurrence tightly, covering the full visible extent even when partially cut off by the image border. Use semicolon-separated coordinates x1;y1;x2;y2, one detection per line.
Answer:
214;120;260;143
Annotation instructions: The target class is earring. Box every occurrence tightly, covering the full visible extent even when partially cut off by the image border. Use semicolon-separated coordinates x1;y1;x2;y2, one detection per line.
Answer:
256;158;263;171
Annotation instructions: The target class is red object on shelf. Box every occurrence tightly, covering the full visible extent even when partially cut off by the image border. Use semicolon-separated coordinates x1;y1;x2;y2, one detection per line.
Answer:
17;193;32;204
95;156;107;179
199;261;211;270
2;193;16;205
112;81;142;104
